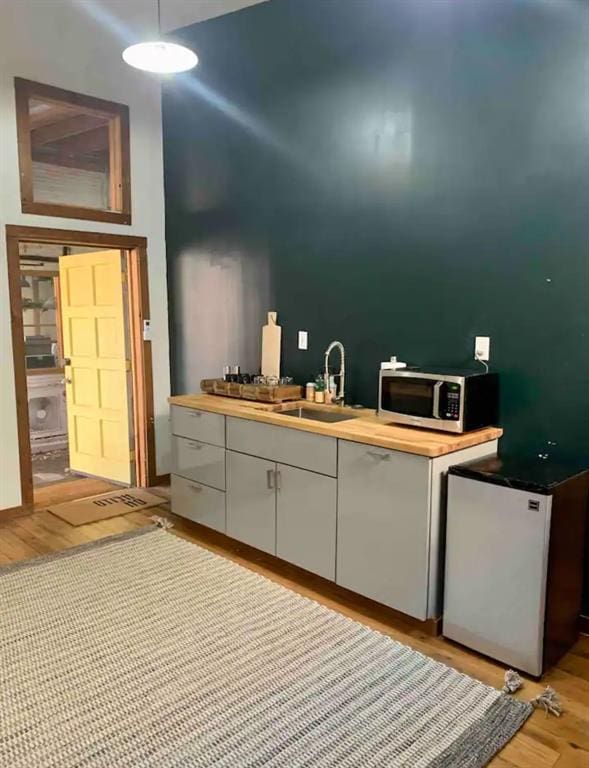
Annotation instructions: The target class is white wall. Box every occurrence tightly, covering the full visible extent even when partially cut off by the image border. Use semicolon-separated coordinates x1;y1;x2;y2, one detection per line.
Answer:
0;0;172;509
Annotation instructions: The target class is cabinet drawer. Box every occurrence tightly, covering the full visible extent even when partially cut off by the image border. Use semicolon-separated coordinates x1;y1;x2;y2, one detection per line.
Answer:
171;405;225;447
336;440;431;620
171;474;225;533
172;436;226;490
226;417;337;477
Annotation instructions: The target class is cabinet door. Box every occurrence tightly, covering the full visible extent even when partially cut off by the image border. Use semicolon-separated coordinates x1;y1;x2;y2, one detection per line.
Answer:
171;474;225;533
276;464;337;580
226;451;276;554
336;441;431;620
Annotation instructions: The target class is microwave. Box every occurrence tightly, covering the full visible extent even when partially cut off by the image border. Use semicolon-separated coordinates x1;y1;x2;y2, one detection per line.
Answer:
378;368;499;433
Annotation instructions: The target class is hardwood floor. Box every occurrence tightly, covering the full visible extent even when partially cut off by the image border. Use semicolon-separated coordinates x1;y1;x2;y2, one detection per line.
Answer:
1;489;587;768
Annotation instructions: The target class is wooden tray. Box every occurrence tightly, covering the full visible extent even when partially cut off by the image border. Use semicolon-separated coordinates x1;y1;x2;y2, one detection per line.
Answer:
201;379;302;403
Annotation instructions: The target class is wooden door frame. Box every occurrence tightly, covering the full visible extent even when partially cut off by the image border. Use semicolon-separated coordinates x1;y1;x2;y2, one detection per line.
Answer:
5;224;158;511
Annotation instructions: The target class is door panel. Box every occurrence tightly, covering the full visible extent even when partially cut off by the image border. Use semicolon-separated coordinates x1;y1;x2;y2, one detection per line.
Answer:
226;450;276;554
336;440;431;620
60;250;133;484
276;464;336;580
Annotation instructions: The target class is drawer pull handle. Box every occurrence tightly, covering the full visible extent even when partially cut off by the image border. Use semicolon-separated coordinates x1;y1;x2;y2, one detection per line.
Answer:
189;411;203;418
188;441;203;450
275;470;282;491
189;484;202;493
266;469;275;489
367;450;390;461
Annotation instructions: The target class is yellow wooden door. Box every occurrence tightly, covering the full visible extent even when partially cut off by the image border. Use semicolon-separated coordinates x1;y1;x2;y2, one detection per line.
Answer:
59;250;133;484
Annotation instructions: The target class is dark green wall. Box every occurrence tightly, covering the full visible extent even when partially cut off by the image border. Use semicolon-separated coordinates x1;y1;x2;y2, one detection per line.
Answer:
163;1;589;605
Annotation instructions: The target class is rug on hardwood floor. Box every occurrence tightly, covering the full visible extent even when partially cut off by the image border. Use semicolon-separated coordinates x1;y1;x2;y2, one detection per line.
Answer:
0;527;531;767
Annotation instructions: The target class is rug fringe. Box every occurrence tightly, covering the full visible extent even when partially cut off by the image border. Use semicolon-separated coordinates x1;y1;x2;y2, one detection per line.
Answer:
502;669;562;717
530;686;562;717
502;669;524;694
150;515;174;530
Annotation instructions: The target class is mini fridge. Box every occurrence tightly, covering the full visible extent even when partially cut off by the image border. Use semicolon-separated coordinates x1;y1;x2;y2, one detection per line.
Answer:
443;456;588;676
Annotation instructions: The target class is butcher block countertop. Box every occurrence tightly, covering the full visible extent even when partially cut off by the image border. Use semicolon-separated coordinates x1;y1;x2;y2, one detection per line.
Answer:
169;394;502;458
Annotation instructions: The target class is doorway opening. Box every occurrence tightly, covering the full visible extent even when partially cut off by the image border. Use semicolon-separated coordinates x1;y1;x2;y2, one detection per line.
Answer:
6;225;157;511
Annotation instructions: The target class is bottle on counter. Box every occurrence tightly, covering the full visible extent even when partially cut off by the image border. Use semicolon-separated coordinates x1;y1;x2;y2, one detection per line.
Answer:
305;382;316;401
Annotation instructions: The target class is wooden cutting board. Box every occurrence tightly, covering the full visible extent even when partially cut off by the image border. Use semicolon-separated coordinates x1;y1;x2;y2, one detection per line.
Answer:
261;311;281;378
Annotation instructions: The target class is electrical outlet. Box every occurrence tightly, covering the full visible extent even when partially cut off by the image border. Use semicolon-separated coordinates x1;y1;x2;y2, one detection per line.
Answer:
474;336;490;362
298;330;308;350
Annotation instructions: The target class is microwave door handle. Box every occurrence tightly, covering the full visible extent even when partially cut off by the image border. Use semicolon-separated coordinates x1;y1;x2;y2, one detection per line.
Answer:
432;381;443;419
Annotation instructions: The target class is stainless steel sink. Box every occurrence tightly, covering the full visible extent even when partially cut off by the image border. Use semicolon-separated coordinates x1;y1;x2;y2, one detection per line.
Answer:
281;407;357;423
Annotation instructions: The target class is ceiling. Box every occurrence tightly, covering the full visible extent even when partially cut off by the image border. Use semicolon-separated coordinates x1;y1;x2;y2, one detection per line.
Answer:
28;98;110;173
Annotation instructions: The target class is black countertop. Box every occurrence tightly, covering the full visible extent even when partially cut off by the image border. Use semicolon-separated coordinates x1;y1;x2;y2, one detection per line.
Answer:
449;455;589;494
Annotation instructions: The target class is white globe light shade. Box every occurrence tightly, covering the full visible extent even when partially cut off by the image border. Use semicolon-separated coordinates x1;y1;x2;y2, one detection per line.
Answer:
122;41;198;74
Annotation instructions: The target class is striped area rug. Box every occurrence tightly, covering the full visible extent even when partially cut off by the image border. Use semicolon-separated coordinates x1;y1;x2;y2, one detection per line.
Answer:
0;527;531;767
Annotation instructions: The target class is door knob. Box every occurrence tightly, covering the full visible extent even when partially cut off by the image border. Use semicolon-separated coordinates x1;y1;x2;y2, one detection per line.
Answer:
62;377;72;385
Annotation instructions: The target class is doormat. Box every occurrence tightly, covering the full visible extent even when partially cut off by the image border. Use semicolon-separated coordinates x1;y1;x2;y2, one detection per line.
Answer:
48;489;164;526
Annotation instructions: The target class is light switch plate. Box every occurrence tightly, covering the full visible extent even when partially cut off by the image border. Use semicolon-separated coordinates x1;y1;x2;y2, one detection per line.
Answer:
474;335;490;362
143;319;152;341
298;330;308;350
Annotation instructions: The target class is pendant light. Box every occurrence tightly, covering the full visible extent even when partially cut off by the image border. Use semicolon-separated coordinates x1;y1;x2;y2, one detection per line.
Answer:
123;0;198;74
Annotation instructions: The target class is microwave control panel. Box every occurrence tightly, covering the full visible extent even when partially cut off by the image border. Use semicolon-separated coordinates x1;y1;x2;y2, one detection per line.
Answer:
444;383;461;420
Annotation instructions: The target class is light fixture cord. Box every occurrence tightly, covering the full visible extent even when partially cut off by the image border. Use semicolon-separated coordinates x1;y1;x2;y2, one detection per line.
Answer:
157;0;161;35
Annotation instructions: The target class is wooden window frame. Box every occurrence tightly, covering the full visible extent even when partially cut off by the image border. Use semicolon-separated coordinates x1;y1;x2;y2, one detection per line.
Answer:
14;78;131;225
5;225;157;514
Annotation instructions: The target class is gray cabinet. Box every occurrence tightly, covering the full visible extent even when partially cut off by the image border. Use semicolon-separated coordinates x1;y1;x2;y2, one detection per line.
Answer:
171;474;226;533
226;450;276;554
336;441;431;620
276;464;337;580
172;436;225;490
170;404;499;624
226;417;337;477
171;405;225;447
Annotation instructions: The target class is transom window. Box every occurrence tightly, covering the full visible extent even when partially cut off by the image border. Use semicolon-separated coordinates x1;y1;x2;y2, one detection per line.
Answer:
15;78;131;224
